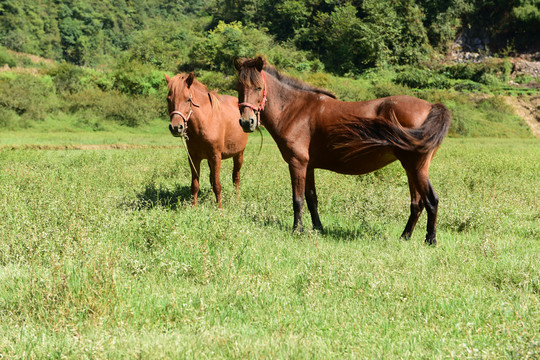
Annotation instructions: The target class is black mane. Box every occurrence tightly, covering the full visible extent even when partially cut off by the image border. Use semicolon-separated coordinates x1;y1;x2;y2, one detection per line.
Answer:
263;65;336;99
238;58;336;99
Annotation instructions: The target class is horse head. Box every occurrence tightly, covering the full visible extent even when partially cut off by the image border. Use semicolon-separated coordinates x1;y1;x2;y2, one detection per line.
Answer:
165;72;200;137
235;56;267;133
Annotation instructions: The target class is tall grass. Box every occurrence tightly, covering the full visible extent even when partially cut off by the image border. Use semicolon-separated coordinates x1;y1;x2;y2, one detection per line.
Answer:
0;135;538;358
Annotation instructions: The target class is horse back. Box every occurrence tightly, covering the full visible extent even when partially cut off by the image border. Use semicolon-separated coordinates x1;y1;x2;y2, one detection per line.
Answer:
358;95;432;129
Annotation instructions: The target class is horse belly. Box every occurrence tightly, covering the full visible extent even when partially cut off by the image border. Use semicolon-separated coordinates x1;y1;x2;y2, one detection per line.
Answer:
317;148;397;175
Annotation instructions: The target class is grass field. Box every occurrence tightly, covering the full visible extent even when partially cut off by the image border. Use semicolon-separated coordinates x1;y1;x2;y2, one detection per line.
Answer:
0;128;539;358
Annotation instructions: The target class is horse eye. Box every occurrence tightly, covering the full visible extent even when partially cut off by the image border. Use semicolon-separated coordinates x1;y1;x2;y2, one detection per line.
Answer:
255;87;262;91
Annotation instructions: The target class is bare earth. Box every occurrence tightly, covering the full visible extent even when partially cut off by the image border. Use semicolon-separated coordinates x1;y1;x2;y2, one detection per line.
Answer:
505;95;540;138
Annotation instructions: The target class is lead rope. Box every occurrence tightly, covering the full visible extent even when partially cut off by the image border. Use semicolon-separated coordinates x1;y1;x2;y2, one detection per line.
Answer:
180;135;199;179
171;94;201;178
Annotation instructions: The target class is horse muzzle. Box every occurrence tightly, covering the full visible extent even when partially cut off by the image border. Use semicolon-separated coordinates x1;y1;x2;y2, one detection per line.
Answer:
169;123;186;137
239;117;257;133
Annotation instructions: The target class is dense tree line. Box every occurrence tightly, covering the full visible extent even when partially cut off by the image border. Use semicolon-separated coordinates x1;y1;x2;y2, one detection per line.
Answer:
0;0;539;74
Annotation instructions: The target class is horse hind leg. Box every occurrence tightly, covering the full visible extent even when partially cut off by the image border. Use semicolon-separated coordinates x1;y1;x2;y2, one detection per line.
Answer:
423;180;439;245
401;157;439;245
401;176;425;240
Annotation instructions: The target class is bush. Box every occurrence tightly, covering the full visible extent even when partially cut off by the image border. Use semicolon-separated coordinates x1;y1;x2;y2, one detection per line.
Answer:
48;62;117;94
453;80;487;93
370;82;413;98
0;47;16;67
48;62;90;94
0;73;59;121
196;71;237;95
65;89;164;127
443;60;512;84
394;66;450;89
0;108;28;129
112;59;166;97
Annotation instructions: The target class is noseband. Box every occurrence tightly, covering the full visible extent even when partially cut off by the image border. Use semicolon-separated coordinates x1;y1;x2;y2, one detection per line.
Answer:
238;71;267;125
169;94;200;137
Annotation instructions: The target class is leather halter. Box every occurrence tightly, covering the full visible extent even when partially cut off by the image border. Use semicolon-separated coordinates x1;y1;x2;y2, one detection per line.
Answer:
238;71;267;125
169;94;200;136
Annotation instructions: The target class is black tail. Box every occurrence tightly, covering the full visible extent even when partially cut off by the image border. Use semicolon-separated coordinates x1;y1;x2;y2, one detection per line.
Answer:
331;103;451;159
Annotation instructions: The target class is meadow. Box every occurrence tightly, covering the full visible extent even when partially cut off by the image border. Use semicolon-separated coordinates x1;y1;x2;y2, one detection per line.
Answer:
0;125;538;358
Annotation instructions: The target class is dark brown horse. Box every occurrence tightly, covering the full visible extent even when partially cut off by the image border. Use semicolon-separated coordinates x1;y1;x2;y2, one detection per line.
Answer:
235;57;451;245
166;72;249;208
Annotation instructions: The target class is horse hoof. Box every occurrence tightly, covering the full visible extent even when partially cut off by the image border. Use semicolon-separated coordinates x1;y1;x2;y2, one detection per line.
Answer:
424;238;437;246
400;234;411;241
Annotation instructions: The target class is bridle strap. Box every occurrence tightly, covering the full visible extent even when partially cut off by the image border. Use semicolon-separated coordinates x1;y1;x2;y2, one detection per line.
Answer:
169;94;200;125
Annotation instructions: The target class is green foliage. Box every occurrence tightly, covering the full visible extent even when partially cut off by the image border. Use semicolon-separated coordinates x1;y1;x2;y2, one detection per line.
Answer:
0;46;16;67
0;73;58;122
1;0;539;77
189;21;271;74
112;58;166;96
65;88;164;127
394;66;450;89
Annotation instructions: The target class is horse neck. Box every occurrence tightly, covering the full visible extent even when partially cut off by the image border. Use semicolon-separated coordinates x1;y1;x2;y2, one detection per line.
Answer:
260;73;302;135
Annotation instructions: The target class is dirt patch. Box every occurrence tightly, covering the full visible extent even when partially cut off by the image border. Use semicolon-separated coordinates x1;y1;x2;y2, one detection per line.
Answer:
505;95;540;138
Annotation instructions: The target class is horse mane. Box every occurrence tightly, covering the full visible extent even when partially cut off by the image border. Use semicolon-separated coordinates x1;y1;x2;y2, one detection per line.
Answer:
239;58;336;99
171;73;221;113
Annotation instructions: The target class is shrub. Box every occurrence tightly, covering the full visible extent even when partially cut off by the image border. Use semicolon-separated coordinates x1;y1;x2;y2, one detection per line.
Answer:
0;73;58;121
443;60;513;84
196;71;237;95
65;88;164;127
0;47;16;67
0;108;28;129
112;58;166;97
453;80;487;93
394;66;450;89
370;82;413;98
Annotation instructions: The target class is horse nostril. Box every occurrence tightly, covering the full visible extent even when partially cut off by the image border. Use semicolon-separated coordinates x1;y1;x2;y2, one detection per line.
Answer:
250;118;254;125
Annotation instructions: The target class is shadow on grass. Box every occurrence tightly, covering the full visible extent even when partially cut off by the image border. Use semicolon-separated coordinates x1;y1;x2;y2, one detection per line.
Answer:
124;182;211;210
310;219;389;242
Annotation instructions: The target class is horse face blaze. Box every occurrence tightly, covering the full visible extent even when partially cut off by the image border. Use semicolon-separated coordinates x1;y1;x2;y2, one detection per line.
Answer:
167;87;191;137
237;86;262;133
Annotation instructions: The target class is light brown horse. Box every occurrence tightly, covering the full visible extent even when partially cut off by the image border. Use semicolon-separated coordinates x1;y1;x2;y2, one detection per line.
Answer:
235;57;451;245
166;72;249;208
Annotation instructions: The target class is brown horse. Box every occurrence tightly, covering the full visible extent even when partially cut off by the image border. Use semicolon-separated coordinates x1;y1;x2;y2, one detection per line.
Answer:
166;72;249;208
235;57;451;245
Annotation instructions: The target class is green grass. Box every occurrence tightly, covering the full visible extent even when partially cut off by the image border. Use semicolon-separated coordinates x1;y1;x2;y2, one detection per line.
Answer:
0;132;539;359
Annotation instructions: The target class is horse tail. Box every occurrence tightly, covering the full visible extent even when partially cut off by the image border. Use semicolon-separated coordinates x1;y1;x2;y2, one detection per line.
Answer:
331;103;451;158
413;103;452;153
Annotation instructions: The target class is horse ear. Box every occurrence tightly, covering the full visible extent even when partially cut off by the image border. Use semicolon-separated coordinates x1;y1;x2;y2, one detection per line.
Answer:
255;56;264;72
186;72;195;88
234;57;243;71
164;73;171;83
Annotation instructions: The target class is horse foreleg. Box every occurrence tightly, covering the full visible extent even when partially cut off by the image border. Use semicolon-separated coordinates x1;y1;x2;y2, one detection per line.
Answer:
232;151;244;195
190;157;202;207
288;160;307;232
208;155;223;209
305;168;323;232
